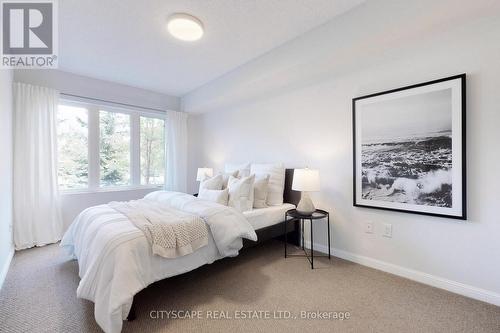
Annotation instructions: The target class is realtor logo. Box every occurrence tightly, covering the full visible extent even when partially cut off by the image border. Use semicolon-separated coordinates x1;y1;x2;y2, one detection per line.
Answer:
1;0;58;68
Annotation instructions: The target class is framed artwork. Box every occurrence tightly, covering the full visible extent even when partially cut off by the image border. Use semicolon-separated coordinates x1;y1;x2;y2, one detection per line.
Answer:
352;74;466;219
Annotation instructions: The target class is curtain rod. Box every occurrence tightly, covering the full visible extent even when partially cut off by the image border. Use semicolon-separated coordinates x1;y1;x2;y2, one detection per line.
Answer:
60;92;168;113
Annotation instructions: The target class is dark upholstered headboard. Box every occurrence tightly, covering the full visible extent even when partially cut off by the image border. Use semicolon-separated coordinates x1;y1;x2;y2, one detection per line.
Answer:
283;168;301;206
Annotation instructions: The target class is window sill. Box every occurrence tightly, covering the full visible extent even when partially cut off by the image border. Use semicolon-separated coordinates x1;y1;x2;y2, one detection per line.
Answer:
60;185;163;196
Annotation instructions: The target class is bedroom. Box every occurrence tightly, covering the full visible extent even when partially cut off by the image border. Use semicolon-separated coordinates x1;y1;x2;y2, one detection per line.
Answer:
1;0;500;332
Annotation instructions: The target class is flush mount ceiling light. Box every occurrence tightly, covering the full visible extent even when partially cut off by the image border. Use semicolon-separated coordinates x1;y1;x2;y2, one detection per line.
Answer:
167;13;204;41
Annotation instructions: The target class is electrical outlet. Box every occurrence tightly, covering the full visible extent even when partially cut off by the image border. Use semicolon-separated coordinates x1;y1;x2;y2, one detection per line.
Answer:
383;223;392;238
365;221;374;234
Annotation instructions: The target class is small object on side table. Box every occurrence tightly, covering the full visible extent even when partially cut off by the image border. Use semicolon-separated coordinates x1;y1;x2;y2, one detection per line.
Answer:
284;208;330;269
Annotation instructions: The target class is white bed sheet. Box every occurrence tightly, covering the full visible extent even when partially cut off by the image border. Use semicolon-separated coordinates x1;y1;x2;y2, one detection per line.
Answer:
243;203;295;230
61;191;257;333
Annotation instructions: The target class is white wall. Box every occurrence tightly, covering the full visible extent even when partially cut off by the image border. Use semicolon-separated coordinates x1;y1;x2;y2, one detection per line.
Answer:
0;70;14;288
14;69;181;229
185;0;500;304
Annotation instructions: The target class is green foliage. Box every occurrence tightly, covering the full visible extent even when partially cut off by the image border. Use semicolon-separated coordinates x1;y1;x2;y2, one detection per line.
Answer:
99;111;130;187
58;106;165;189
57;107;89;189
140;117;165;185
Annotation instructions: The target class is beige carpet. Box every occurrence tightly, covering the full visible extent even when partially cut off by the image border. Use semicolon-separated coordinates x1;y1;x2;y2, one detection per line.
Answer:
1;241;499;333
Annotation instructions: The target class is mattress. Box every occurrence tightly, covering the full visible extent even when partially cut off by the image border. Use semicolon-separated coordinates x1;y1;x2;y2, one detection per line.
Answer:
243;203;296;230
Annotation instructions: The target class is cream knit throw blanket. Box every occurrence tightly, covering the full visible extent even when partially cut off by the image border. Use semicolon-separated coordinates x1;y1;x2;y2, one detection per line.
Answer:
109;199;208;258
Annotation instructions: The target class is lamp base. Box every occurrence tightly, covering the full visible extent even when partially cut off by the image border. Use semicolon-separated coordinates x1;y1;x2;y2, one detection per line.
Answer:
296;192;315;215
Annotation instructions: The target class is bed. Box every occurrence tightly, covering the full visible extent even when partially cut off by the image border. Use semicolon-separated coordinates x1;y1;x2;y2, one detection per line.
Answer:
61;169;300;333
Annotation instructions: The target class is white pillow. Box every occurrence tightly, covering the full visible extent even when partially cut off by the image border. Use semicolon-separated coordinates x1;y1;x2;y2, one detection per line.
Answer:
225;162;251;178
250;163;285;206
227;175;255;212
219;170;238;189
253;174;270;208
198;188;229;206
199;174;223;193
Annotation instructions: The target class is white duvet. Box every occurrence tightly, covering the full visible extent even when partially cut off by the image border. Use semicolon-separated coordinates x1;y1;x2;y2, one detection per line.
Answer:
61;191;257;333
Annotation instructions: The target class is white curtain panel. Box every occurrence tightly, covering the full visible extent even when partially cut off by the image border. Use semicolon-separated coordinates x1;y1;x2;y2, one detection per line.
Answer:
165;110;188;192
13;83;63;250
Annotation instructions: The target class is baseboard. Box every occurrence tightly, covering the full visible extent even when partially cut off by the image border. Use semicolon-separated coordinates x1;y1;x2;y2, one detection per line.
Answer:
0;247;14;290
303;240;500;306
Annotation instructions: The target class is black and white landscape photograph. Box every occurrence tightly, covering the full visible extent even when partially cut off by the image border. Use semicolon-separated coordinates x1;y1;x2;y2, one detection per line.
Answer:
353;75;466;219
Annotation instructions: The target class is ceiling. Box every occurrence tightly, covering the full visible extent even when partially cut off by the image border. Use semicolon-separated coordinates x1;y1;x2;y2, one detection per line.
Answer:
59;0;366;96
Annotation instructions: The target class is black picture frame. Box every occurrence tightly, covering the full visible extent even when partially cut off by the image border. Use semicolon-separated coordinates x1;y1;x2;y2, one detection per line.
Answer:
352;74;466;220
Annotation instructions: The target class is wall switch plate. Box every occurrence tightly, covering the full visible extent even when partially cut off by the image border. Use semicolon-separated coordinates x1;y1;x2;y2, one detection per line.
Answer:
383;223;392;238
365;221;374;234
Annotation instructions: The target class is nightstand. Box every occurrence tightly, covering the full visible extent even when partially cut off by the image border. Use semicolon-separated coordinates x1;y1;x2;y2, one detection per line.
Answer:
284;209;330;269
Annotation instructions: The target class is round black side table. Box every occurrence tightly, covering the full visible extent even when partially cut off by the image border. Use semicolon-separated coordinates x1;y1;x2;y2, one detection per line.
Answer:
284;209;330;269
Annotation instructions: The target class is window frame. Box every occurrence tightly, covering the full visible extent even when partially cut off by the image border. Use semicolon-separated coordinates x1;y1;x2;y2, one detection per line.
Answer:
58;98;166;194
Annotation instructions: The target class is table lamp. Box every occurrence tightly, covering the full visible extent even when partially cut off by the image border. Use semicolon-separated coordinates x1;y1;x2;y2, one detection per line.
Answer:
196;167;213;182
292;168;320;215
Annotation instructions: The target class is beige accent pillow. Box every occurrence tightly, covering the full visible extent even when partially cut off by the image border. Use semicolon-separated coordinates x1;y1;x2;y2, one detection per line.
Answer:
227;175;255;212
250;163;285;206
199;174;223;194
253;174;270;208
219;170;239;189
198;188;229;206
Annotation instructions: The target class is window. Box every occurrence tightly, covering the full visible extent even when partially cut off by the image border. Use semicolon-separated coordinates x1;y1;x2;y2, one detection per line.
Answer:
57;105;89;190
140;117;165;185
100;111;131;187
56;101;166;191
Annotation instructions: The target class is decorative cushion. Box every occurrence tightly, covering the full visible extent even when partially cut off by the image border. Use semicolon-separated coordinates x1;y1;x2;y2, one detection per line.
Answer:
198;174;223;194
250;163;285;206
227;175;255;212
198;188;229;206
253;174;270;208
219;170;239;189
225;162;251;178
